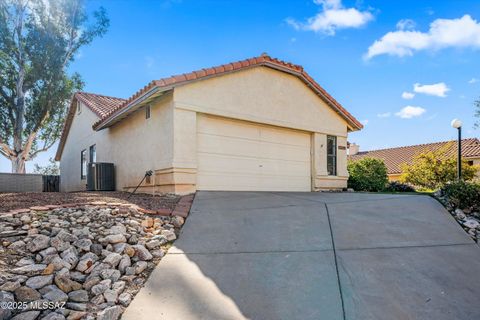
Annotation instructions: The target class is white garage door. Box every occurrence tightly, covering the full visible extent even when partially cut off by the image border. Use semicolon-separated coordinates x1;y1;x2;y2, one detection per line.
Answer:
197;115;311;191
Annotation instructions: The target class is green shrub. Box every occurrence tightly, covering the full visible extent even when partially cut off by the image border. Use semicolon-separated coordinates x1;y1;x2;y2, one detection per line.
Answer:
385;181;416;192
348;157;388;192
441;181;480;210
400;144;479;190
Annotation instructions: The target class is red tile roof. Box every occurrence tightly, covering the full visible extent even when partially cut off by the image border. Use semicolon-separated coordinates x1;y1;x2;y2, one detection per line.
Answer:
55;92;125;160
75;92;125;118
349;138;480;174
92;53;363;130
56;54;363;160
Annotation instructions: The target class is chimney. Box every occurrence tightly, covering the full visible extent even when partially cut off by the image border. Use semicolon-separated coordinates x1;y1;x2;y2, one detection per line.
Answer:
348;143;359;155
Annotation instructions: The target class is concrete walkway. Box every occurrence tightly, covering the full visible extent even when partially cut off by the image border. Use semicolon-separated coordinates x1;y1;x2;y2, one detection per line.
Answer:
123;192;480;320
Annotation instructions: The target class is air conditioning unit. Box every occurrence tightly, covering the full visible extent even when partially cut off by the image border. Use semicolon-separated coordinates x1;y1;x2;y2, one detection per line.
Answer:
87;162;115;191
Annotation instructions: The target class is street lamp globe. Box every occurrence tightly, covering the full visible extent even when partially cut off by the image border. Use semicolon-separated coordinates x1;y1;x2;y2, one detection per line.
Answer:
451;118;462;129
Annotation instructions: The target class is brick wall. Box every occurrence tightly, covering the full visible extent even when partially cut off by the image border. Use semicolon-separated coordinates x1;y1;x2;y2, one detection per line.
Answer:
0;173;43;192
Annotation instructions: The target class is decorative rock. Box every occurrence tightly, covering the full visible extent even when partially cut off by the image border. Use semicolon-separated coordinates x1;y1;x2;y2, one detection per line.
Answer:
91;243;104;256
26;234;50;252
41;312;66;320
16;257;35;267
110;225;126;235
14;286;42;302
118;255;131;274
103;253;122;267
9;240;26;250
118;292;132;307
124;245;135;257
132;245;152;261
73;238;92;252
134;261;148;274
83;276;101;291
104;234;126;244
43;263;55;275
0;281;21;292
97;305;123;320
463;219;480;229
103;289;118;303
172;215;185;228
68;290;89;302
91;279;111;295
145;239;161;250
161;229;176;241
54;275;82;293
11;310;40;320
60;247;79;267
66;302;87;311
67;311;87;320
76;253;99;272
42;285;68;302
100;269;121;282
11;264;47;276
25;275;53;289
0;291;14;319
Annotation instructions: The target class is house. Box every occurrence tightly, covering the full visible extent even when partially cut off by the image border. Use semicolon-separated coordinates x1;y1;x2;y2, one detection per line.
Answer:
55;54;363;194
348;138;480;181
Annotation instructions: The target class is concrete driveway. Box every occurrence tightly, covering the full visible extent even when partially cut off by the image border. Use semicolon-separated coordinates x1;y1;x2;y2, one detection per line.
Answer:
123;192;480;320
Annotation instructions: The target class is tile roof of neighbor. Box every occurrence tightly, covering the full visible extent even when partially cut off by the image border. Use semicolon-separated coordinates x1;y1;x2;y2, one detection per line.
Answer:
56;54;363;160
349;138;480;174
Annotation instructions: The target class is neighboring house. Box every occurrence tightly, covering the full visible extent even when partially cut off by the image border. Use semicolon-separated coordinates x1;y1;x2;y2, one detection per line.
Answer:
348;138;480;181
55;54;363;193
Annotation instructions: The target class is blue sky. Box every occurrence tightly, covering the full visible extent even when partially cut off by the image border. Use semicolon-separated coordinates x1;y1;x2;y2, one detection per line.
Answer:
2;0;480;172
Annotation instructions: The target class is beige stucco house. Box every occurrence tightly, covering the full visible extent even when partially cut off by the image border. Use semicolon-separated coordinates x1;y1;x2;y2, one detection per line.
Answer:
55;54;363;194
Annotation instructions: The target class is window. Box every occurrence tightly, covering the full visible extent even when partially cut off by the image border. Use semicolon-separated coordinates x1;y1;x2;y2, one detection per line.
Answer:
89;144;96;163
327;135;337;176
145;105;151;119
77;101;82;114
81;149;87;180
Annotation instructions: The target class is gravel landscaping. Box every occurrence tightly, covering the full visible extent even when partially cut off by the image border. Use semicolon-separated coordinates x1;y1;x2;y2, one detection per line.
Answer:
434;191;480;242
0;192;180;213
0;196;192;320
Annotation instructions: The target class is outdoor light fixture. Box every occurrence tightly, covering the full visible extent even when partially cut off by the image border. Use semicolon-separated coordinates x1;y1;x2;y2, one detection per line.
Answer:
451;118;462;180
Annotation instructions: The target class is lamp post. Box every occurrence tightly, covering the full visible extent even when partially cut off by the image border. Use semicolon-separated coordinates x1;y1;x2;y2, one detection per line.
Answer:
451;119;462;180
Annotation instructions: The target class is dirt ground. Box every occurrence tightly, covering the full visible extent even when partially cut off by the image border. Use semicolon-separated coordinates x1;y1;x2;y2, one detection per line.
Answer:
0;191;181;212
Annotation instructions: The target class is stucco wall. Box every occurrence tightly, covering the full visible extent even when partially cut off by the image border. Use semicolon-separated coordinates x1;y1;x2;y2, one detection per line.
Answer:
173;66;350;190
60;66;353;192
60;94;174;192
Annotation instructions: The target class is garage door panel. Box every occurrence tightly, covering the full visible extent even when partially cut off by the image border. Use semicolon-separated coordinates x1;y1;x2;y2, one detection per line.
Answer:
198;152;261;174
260;127;311;147
197;116;260;140
260;142;310;162
197;115;311;191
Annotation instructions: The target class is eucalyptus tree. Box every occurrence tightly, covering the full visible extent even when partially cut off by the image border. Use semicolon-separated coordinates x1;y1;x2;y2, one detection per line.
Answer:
0;0;108;172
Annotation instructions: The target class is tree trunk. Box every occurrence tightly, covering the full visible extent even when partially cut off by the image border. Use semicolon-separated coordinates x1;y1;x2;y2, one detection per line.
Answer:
11;156;26;173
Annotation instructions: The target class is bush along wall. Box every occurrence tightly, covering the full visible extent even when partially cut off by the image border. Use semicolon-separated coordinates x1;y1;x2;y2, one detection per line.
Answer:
434;181;480;242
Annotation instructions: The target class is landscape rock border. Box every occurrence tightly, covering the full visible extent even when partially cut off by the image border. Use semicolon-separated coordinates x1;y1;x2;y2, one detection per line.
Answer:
0;194;194;320
433;191;480;242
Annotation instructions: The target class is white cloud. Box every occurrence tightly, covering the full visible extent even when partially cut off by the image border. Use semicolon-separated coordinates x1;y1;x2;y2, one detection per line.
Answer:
377;112;391;118
395;106;426;119
287;0;373;36
401;91;415;99
365;15;480;59
361;119;369;125
396;19;416;31
413;82;450;97
469;78;478;84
